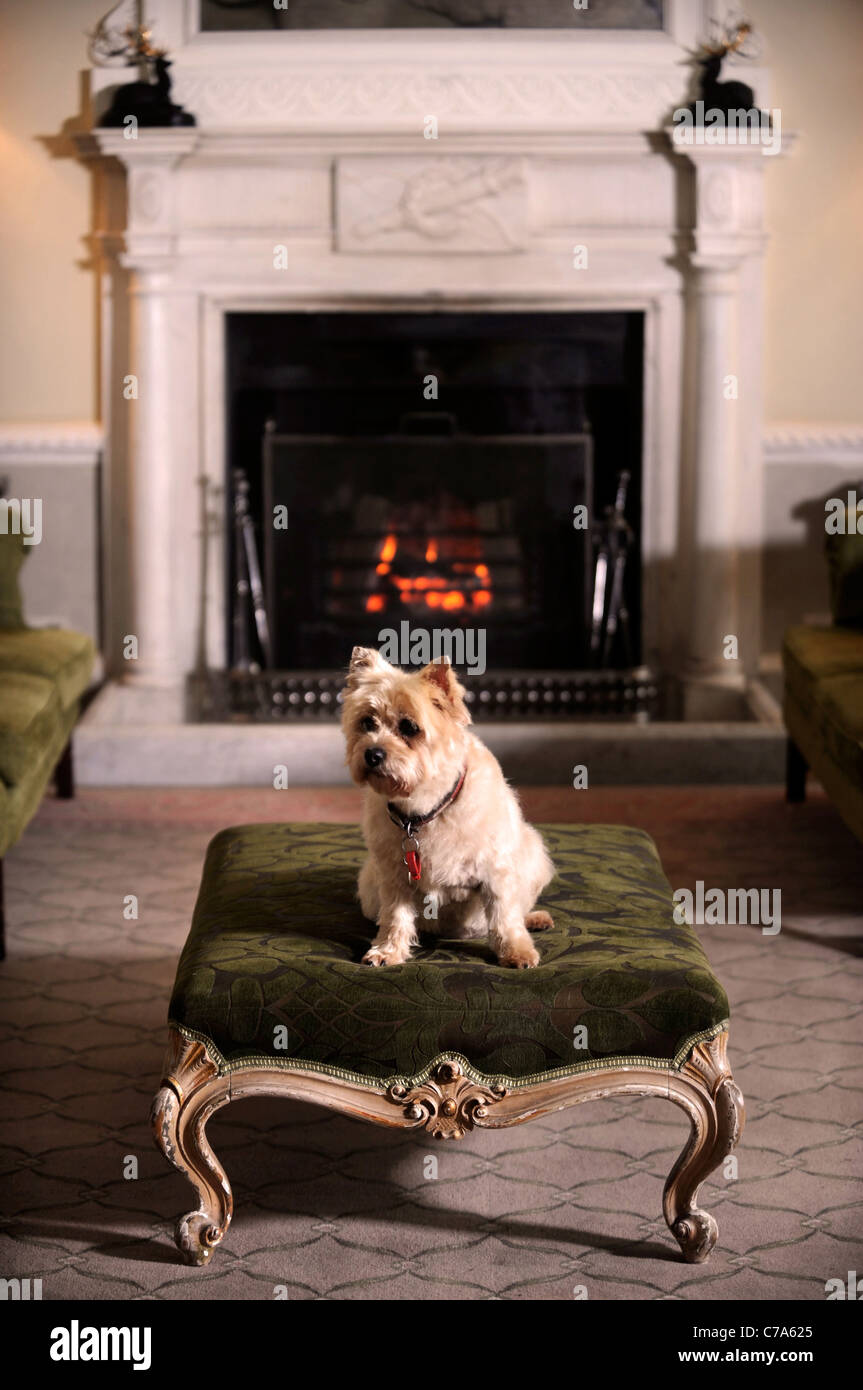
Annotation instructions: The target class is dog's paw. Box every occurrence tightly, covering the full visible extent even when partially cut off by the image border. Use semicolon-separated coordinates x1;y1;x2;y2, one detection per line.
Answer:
498;941;541;970
525;910;553;931
362;944;409;968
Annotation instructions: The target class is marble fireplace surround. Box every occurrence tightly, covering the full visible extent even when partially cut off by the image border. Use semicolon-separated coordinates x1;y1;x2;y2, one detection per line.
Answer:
78;1;787;734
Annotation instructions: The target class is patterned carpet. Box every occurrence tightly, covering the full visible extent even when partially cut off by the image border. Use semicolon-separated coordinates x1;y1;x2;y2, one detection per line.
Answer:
1;785;862;1301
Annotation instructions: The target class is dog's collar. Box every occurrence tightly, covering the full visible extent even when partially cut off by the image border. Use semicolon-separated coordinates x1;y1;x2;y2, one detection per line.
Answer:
387;769;467;885
386;769;467;839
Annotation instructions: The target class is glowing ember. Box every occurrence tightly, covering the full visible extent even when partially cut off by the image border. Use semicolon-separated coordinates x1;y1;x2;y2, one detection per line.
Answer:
366;523;493;615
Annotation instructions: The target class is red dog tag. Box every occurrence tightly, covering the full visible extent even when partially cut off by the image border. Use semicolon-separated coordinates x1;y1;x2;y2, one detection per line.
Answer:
405;849;422;882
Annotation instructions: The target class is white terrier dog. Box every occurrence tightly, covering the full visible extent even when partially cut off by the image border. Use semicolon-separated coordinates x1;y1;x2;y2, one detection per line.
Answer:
341;646;555;968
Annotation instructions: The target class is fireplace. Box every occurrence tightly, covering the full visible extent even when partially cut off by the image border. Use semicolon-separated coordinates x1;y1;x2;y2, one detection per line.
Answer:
193;310;654;720
79;5;784;745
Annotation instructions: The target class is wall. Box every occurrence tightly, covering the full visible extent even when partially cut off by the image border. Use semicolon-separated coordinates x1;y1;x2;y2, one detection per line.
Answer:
0;424;102;642
1;1;861;427
743;0;863;650
0;0;108;422
746;0;863;425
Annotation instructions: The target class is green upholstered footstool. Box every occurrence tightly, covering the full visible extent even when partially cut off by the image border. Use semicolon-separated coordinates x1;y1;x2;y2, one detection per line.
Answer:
152;822;743;1267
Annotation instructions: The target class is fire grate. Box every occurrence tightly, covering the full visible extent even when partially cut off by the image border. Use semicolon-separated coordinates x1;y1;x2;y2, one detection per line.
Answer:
186;667;660;724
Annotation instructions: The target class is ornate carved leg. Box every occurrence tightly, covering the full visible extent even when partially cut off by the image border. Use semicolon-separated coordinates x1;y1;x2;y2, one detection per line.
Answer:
664;1031;744;1263
150;1029;233;1266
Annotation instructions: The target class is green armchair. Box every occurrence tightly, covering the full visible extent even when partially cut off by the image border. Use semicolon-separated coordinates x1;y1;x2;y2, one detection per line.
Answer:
783;502;863;843
0;529;96;957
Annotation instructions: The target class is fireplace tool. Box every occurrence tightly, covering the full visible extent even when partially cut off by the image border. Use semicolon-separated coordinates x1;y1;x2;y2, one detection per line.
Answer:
193;474;223;677
590;470;634;668
231;469;272;673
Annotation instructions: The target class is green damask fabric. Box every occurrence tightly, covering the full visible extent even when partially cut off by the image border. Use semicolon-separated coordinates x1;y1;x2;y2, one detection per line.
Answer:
0;531;26;631
0;671;64;786
0;699;77;856
783;624;863;719
0;627;95;711
782;623;863;845
786;665;863;807
169;822;729;1083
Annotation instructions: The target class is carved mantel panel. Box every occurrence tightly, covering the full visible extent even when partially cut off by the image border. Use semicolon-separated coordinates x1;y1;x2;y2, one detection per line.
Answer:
337;155;528;254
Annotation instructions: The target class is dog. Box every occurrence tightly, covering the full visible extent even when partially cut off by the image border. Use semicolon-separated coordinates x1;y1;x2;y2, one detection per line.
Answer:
341;646;555;968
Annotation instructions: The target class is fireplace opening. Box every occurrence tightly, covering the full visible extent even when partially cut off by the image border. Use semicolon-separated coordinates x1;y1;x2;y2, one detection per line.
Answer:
262;427;592;671
190;310;654;721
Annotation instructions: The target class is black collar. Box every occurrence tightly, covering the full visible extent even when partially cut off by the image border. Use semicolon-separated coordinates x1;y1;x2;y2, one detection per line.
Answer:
387;769;467;837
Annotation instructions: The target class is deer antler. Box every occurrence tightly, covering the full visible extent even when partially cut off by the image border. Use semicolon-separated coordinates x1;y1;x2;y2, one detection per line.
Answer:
726;21;752;53
702;20;753;58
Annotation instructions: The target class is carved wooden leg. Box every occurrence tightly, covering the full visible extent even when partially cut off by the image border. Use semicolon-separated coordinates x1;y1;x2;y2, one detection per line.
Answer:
664;1032;745;1263
150;1029;233;1266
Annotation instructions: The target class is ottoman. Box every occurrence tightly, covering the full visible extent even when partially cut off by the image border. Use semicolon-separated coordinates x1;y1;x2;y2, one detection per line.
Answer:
152;822;743;1267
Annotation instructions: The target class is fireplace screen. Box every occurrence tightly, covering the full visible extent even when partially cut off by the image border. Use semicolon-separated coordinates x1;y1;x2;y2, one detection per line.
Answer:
263;433;592;670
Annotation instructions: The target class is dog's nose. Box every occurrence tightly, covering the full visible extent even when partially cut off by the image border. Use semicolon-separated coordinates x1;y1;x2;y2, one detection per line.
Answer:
364;746;386;769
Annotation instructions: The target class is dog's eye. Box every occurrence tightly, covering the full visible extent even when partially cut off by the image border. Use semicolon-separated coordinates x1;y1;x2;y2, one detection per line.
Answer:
360;715;377;733
398;717;420;738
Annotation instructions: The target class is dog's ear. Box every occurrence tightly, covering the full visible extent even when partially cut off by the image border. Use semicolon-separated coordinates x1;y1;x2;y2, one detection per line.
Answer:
344;646;389;691
419;657;471;725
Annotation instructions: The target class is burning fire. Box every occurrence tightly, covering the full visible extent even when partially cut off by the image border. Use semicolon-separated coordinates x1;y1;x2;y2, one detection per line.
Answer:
365;532;493;615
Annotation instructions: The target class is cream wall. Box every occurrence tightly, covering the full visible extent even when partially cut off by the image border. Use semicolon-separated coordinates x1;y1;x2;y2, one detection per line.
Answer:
0;0;861;425
747;0;863;424
0;0;107;422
